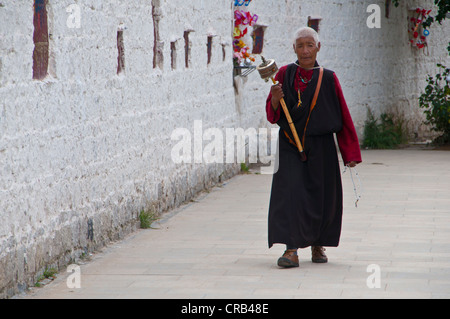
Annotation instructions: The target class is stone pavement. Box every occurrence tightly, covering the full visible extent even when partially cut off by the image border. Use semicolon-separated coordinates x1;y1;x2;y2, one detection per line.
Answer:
16;149;450;299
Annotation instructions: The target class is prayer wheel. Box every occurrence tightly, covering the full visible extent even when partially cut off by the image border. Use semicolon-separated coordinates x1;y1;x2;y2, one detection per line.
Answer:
256;57;279;82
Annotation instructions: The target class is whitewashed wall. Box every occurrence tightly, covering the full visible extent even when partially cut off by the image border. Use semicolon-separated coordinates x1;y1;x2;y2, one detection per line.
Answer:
0;0;238;297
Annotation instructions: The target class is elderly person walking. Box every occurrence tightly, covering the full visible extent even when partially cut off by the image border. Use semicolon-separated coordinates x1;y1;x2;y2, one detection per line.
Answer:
266;27;362;268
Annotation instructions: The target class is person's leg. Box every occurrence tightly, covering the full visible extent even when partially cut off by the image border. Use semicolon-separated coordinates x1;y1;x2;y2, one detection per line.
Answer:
286;245;298;255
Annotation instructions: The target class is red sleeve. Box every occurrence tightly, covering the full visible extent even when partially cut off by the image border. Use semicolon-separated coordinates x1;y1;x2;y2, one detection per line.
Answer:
265;66;287;124
334;73;362;164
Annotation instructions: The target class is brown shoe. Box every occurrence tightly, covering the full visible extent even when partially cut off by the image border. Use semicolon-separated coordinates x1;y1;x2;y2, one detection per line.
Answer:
311;246;328;263
277;249;299;268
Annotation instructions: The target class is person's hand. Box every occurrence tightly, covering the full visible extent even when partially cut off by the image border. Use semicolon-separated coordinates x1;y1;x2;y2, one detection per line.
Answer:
270;83;284;110
346;161;358;168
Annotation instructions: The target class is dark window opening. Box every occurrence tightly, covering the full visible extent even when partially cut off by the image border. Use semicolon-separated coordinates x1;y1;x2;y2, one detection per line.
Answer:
171;41;177;70
184;31;191;68
33;0;49;80
117;30;125;74
207;36;213;65
152;2;163;69
385;0;391;18
222;44;226;62
252;26;265;54
307;17;321;33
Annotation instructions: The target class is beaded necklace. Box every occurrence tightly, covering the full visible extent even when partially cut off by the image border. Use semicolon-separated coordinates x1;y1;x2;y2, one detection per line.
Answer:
296;69;313;108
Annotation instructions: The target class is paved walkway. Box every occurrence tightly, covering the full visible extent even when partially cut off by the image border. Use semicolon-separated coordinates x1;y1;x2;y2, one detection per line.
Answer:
16;149;450;299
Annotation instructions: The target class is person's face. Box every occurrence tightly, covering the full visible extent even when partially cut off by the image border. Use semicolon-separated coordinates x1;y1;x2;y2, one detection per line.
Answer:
293;36;321;69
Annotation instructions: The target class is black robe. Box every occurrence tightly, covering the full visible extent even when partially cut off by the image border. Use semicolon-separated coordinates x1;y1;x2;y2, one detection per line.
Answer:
268;62;344;249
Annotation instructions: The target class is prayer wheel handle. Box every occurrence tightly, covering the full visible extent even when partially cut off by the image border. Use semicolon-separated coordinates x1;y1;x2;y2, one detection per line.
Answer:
257;56;307;162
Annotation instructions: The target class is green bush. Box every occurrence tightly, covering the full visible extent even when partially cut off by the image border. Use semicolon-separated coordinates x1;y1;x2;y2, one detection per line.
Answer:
363;109;406;149
139;209;158;229
419;64;450;144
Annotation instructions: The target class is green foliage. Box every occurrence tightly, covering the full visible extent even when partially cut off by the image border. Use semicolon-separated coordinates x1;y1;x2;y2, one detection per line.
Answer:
35;267;58;287
363;109;407;149
240;162;250;173
419;64;450;143
43;267;58;278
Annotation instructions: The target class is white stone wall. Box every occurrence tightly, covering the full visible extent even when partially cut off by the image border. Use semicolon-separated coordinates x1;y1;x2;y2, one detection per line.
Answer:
390;0;450;140
0;0;238;297
0;0;448;297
